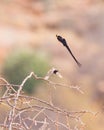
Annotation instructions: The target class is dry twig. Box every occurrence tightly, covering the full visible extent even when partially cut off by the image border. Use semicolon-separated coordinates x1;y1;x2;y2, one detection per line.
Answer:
0;68;93;130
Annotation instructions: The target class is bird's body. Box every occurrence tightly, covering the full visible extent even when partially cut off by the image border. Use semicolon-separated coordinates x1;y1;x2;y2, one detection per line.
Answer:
56;35;67;46
56;35;81;67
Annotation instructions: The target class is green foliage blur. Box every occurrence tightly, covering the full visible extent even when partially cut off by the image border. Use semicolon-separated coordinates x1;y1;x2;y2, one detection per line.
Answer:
2;49;50;94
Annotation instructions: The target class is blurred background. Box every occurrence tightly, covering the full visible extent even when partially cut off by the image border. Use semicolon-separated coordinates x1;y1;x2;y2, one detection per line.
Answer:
0;0;104;129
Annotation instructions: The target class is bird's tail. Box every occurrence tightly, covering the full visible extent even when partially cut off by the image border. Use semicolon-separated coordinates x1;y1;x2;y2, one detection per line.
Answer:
66;45;81;67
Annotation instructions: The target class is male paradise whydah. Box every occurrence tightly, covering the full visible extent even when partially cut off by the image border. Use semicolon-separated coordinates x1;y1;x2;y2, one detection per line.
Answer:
56;35;81;67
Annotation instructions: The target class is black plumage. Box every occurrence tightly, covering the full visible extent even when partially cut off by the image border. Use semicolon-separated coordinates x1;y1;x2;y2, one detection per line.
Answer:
56;35;81;67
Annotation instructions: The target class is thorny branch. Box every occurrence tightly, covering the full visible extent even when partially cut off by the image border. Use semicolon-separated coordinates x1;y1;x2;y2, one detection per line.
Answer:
0;68;95;130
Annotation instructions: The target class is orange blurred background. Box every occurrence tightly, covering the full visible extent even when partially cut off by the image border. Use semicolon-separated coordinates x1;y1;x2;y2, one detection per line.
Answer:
0;0;104;129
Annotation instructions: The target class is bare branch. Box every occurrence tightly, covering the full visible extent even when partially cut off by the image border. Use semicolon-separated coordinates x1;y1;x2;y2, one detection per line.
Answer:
0;68;94;130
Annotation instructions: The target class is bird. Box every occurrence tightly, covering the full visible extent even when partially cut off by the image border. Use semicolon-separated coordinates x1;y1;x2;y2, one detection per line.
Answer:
56;35;81;67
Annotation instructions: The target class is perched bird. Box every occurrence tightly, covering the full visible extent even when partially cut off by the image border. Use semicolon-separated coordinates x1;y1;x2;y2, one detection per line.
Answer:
56;35;81;67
